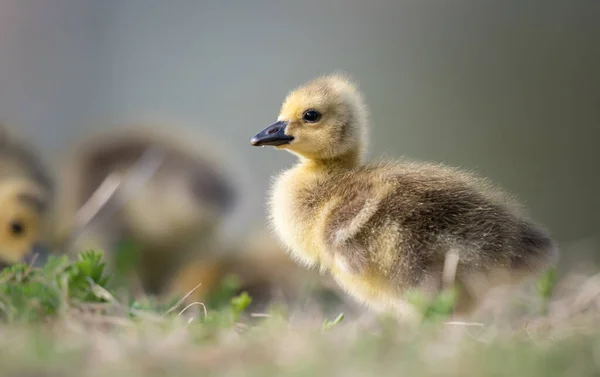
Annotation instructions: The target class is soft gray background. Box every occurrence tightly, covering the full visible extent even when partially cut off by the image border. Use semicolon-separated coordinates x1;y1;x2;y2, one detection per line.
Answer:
1;0;599;265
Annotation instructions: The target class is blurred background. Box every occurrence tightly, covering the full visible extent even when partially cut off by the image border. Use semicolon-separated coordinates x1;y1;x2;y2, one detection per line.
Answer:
0;0;598;272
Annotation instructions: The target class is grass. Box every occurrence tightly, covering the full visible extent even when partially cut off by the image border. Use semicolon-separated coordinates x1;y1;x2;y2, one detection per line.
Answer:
0;250;599;376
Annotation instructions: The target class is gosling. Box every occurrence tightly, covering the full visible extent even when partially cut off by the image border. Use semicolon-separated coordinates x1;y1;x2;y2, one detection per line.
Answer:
168;228;347;314
250;73;558;317
0;128;53;268
0;179;50;269
56;126;236;297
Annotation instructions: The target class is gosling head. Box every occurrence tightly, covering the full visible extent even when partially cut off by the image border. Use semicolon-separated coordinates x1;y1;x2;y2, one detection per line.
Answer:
0;179;51;269
251;73;369;163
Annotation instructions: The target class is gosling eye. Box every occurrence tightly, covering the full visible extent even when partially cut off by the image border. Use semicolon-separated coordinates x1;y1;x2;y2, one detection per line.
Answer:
302;109;322;123
9;220;25;237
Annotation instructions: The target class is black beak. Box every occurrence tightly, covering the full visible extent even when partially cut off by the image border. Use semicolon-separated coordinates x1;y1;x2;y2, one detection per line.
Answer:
22;242;50;267
250;121;294;147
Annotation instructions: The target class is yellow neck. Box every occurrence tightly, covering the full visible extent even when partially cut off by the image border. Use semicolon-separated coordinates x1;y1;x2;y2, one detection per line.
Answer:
299;148;362;173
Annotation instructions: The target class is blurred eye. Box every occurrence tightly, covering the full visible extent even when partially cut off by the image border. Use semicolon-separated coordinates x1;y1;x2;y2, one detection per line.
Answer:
302;109;321;123
9;220;25;236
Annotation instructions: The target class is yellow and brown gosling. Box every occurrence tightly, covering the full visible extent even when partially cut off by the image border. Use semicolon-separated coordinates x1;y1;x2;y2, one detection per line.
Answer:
250;74;558;317
168;228;348;314
55;126;236;297
0;128;54;268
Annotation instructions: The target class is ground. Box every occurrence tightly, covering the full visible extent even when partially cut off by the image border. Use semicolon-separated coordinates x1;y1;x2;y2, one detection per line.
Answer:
0;251;599;377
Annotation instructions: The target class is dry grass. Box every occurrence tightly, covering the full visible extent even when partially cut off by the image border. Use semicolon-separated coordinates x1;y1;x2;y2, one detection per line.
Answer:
0;265;599;377
1;239;600;377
